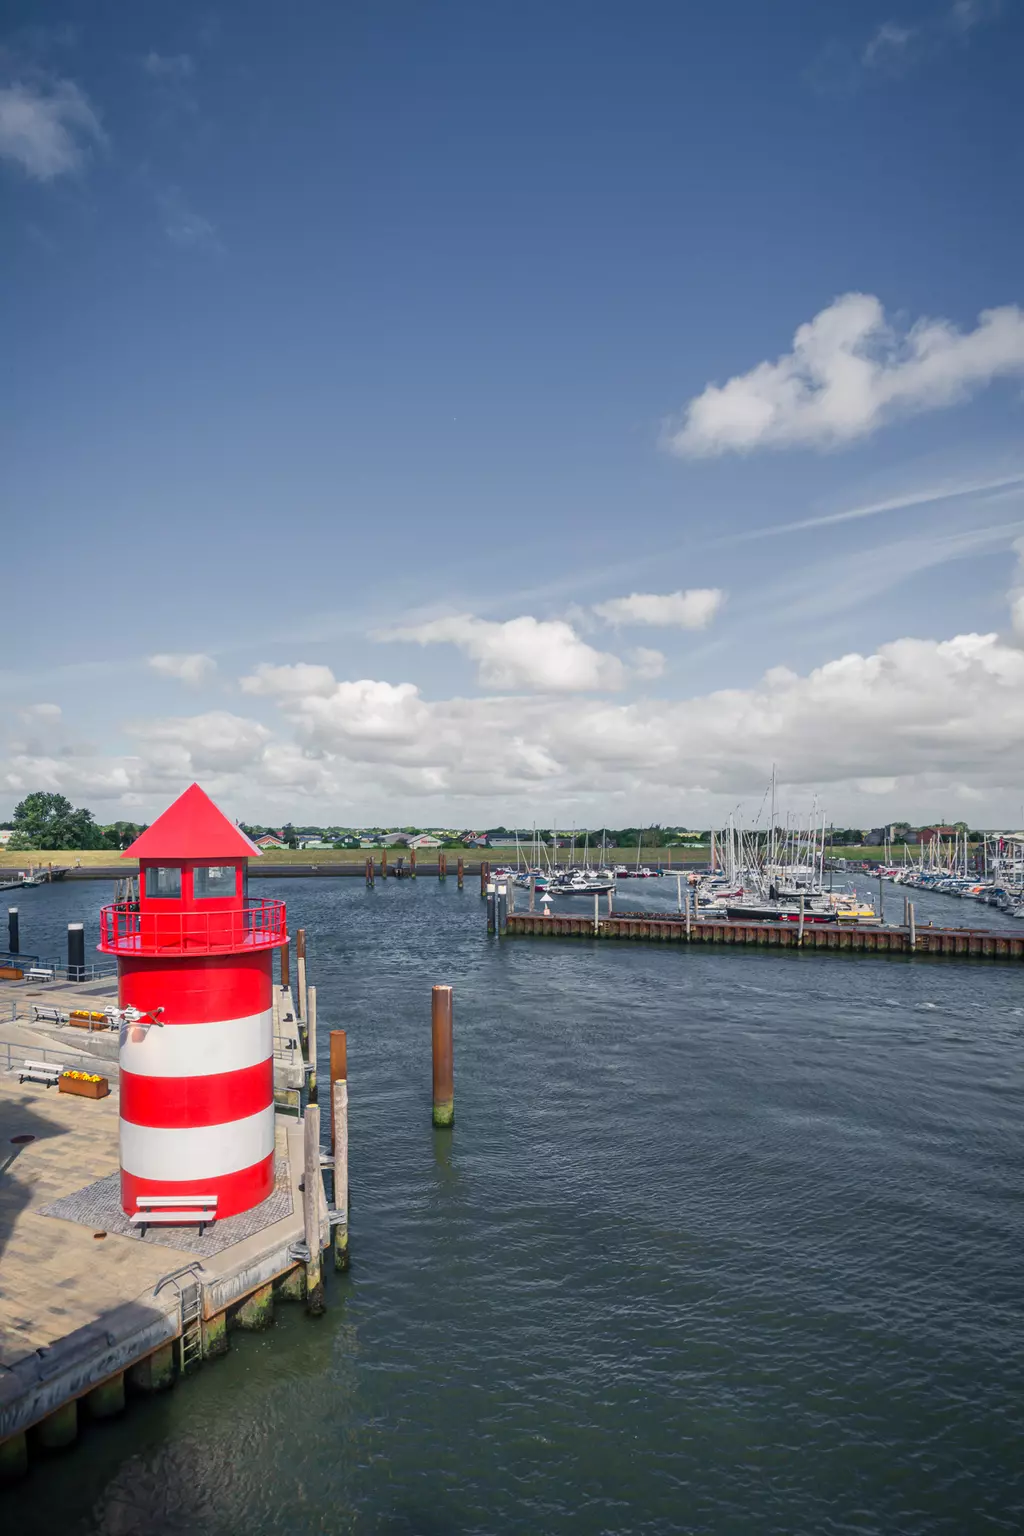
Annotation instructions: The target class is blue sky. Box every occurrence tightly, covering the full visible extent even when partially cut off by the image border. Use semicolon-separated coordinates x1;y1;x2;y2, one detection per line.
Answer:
3;0;1024;827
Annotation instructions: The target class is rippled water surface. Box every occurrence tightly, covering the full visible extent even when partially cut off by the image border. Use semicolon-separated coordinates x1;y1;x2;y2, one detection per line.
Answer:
6;877;1024;1534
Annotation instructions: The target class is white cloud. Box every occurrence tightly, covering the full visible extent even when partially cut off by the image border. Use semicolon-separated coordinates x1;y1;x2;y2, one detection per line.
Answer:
666;294;1024;456
594;589;724;629
862;22;915;69
377;614;628;692
629;648;666;679
128;711;271;773
148;652;217;685
19;702;61;720
158;187;220;250
0;78;105;181
142;52;194;80
9;630;1024;822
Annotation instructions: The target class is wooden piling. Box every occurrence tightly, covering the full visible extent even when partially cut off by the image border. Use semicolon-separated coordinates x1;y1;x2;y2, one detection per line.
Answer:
332;1078;349;1271
593;893;600;936
381;850;388;880
798;893;805;946
439;851;447;880
307;984;318;1103
486;881;497;934
280;939;290;989
296;928;308;1023
685;886;691;937
303;1105;325;1314
909;902;916;950
431;984;454;1127
410;848;417;878
329;1029;347;1148
457;857;464;889
480;859;489;897
529;874;536;913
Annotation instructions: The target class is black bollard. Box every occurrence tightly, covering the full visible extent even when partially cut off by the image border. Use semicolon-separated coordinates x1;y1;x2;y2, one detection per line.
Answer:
67;922;86;981
8;906;18;955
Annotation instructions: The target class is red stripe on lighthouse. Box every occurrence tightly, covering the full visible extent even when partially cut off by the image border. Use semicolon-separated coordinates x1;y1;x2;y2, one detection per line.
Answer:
121;1059;273;1129
121;1154;275;1221
118;951;273;1024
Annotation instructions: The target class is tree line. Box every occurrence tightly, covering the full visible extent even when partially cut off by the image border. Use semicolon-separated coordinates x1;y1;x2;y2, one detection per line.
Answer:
2;793;146;852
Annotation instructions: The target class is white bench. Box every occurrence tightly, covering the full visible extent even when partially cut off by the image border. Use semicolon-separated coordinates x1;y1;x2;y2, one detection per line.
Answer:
25;967;55;983
32;1005;68;1025
130;1195;218;1237
18;1059;64;1087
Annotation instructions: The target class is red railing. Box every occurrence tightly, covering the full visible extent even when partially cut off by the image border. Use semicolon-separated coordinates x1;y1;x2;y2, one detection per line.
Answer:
98;899;287;956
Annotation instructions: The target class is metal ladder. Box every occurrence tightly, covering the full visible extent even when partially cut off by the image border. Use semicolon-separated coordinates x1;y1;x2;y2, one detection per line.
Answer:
154;1263;206;1372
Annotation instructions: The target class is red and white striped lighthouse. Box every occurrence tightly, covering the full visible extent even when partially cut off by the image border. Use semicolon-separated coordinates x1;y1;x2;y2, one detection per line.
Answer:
99;784;287;1219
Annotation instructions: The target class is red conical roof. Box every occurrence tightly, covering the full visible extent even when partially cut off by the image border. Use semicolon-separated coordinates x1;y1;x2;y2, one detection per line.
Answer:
123;784;262;861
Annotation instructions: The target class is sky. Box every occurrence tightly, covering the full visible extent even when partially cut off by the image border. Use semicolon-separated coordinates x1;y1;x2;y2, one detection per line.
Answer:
3;0;1024;830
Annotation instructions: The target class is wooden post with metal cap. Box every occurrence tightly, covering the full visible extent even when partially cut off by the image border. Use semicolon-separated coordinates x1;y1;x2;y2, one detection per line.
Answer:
306;983;318;1103
303;1103;325;1314
457;856;464;889
431;984;454;1127
296;928;308;1025
332;1077;349;1271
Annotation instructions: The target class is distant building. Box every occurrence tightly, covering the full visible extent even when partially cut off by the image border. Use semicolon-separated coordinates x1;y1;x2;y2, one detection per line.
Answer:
0;829;13;846
404;833;443;849
298;838;333;849
916;825;958;843
256;833;288;850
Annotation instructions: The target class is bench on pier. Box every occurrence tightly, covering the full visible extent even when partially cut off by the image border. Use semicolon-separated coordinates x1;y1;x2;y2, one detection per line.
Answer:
25;966;56;983
32;1004;68;1025
130;1194;218;1237
17;1059;64;1086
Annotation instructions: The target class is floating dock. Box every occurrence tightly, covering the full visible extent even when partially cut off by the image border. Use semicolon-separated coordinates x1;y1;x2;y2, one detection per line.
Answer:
503;910;1024;959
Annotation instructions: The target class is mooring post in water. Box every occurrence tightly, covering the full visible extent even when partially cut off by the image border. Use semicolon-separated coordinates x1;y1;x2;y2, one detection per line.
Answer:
8;906;18;954
798;892;805;945
593;893;600;936
303;1104;325;1314
676;873;683;913
381;849;388;880
497;883;509;934
366;856;374;886
431;983;454;1127
329;1029;347;1148
410;848;417;879
439;851;447;881
909;902;916;951
296;928;308;1025
685;887;691;937
878;873;884;925
480;860;489;897
280;936;290;989
332;1077;349;1270
528;873;536;912
486;881;497;934
306;984;318;1103
607;886;613;915
903;894;909;928
457;856;464;889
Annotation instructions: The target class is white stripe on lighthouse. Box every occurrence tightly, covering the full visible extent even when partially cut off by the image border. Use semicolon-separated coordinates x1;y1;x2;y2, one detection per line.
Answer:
120;1105;275;1181
120;1008;273;1079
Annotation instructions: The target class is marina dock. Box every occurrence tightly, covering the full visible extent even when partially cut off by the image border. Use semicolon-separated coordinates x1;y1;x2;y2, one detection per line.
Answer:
503;909;1024;958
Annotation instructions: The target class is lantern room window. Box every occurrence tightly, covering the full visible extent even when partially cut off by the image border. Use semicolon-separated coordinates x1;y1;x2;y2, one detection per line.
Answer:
194;865;237;899
147;866;182;899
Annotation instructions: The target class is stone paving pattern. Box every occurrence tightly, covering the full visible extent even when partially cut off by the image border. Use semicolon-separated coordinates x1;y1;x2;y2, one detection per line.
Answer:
39;1160;293;1257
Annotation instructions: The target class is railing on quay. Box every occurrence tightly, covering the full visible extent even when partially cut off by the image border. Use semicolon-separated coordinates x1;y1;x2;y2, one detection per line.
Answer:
98;898;287;956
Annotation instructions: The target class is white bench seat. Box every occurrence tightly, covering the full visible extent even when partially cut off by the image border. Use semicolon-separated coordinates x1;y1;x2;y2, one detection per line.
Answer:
32;1005;67;1025
18;1060;64;1086
25;967;55;982
130;1194;218;1237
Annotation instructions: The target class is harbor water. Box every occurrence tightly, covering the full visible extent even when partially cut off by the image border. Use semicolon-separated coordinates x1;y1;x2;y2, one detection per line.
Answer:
5;877;1024;1534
